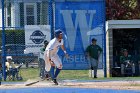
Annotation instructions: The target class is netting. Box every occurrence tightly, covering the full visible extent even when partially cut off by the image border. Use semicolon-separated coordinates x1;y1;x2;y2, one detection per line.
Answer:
0;0;106;81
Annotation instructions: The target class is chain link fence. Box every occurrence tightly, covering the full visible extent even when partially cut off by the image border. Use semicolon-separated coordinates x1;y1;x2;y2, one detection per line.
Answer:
0;0;106;81
0;0;51;81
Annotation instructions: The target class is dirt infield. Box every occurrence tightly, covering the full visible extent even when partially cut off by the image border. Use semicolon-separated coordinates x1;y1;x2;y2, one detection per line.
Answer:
0;80;140;90
63;81;140;90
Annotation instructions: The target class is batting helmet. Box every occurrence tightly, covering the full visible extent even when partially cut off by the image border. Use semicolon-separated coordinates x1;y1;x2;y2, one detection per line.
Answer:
44;40;49;45
55;29;63;38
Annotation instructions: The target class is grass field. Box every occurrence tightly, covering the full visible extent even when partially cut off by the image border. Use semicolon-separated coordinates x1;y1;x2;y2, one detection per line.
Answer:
2;68;140;81
1;68;140;90
20;68;91;81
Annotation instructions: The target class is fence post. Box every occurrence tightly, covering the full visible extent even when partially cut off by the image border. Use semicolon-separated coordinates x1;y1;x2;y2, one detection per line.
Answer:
48;0;54;39
103;0;107;77
1;0;6;81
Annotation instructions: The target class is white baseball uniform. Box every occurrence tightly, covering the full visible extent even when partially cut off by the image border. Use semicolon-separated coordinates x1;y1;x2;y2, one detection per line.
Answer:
44;38;64;72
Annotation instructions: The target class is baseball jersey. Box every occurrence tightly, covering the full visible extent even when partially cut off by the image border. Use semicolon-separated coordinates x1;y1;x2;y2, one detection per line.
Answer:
45;38;64;54
86;44;102;60
44;38;64;71
120;55;132;64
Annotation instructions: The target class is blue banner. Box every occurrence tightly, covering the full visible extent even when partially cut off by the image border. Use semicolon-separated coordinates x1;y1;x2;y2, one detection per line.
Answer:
55;1;105;70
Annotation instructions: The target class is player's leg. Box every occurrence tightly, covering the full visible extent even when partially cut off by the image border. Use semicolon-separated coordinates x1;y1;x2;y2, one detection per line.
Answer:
52;68;61;85
132;63;135;76
49;66;59;85
91;58;98;78
51;55;62;85
88;57;94;77
45;70;51;80
54;68;61;79
93;66;98;78
121;64;125;76
50;66;55;79
45;50;52;71
88;57;93;69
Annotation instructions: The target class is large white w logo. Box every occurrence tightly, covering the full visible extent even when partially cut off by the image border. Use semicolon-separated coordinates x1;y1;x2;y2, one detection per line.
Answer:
60;10;96;51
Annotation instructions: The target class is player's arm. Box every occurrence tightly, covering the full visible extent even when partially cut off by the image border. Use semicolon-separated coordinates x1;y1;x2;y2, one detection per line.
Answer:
61;44;68;58
61;44;66;54
60;39;67;54
85;45;91;58
98;46;102;56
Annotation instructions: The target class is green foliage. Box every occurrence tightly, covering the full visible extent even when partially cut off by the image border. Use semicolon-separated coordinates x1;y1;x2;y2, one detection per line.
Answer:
106;0;140;20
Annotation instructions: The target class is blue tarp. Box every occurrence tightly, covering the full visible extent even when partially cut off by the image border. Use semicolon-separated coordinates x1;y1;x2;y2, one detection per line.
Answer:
0;87;139;93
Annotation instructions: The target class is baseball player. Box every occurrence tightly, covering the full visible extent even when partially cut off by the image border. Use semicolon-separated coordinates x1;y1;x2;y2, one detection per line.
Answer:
44;29;68;85
86;38;102;78
40;40;50;80
120;49;135;76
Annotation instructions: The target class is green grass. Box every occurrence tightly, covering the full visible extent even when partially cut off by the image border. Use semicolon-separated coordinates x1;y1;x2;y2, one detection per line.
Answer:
20;68;140;81
3;68;92;81
20;68;39;81
21;68;92;81
2;68;140;81
58;70;91;80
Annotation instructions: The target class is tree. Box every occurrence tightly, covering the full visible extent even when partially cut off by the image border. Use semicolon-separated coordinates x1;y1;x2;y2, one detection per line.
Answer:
106;0;140;20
